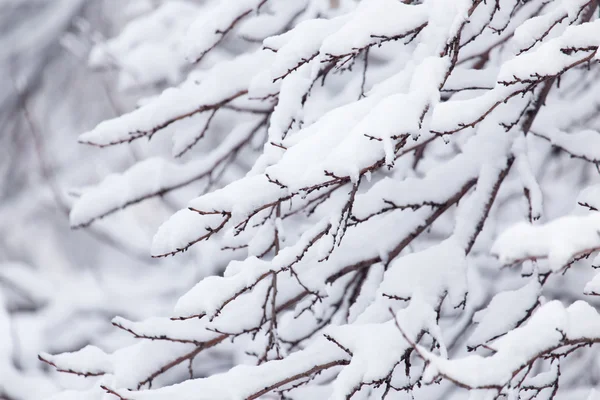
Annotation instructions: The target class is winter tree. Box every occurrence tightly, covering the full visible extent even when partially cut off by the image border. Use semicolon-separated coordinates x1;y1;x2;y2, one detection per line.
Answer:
41;0;600;399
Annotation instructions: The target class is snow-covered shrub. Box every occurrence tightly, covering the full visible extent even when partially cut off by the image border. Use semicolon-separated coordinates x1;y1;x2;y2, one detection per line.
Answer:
45;0;600;399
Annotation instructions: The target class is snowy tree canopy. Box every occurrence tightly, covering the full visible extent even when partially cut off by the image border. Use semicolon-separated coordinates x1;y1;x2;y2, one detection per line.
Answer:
41;0;600;399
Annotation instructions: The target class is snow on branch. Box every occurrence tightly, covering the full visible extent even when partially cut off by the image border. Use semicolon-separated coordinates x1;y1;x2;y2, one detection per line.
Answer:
492;213;600;271
422;301;600;396
78;51;272;148
49;0;600;399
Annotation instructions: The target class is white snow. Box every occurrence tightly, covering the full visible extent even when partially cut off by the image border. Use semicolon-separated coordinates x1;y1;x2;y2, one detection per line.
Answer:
492;213;600;270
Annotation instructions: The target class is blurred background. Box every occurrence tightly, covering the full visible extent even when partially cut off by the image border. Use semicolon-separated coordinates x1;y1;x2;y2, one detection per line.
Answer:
0;1;211;398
